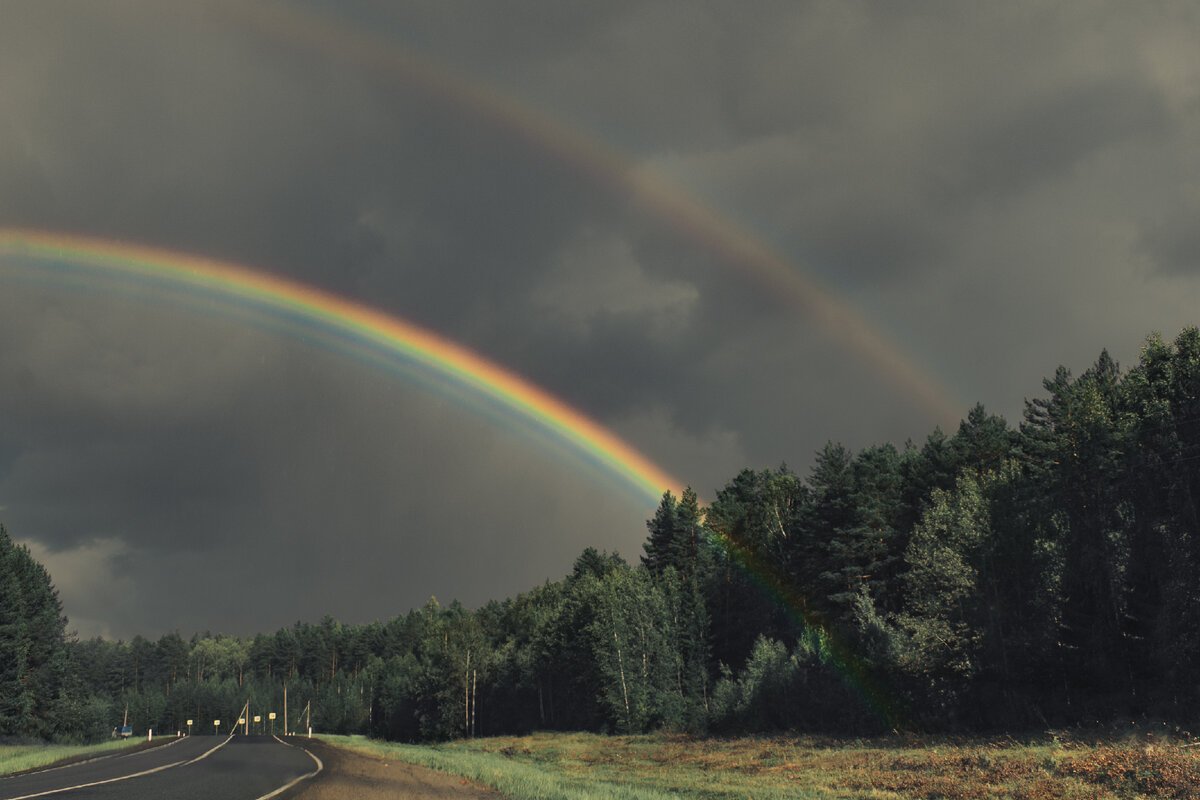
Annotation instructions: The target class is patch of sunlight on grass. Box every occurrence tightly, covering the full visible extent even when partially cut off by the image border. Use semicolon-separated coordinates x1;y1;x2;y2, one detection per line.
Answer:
318;731;1200;800
318;733;828;800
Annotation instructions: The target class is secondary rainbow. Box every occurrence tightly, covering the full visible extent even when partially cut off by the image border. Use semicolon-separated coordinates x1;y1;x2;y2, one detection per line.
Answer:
227;2;965;427
0;229;687;506
214;9;923;724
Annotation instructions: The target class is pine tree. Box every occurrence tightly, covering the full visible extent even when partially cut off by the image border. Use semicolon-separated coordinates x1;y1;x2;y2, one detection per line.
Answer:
0;526;33;735
11;544;71;739
674;487;712;581
1022;350;1133;702
0;524;71;739
643;487;714;582
1120;328;1200;697
952;403;1017;475
813;444;906;625
642;491;680;574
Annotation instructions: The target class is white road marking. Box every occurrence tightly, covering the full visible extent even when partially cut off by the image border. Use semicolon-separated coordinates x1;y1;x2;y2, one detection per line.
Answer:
255;736;324;800
2;735;233;800
14;735;187;778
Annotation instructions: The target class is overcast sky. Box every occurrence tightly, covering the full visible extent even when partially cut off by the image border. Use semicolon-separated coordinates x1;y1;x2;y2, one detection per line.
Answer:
3;1;1200;640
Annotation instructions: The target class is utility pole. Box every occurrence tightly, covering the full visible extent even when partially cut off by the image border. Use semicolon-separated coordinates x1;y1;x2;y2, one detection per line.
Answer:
237;699;250;737
464;650;471;737
283;680;288;736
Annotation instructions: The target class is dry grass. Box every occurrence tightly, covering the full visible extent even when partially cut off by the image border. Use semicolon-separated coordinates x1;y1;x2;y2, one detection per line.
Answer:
324;727;1200;800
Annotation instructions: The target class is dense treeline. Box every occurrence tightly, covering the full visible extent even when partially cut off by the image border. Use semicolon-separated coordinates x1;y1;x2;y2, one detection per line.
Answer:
8;327;1200;741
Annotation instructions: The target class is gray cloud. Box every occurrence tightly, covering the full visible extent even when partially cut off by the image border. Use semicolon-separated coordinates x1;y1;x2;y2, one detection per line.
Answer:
1140;206;1200;276
3;0;1200;638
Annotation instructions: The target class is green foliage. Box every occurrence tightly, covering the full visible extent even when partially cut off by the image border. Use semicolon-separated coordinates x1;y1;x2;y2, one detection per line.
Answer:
0;738;149;777
656;567;711;733
189;636;248;684
898;472;990;716
0;524;73;739
826;445;906;617
705;466;806;669
582;563;674;733
24;325;1200;743
710;631;878;734
710;636;794;731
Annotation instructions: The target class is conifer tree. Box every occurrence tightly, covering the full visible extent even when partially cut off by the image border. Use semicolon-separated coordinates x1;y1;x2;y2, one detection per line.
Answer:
1022;351;1132;701
12;544;71;739
952;403;1017;475
0;524;71;739
0;526;33;736
1119;328;1200;695
642;491;680;574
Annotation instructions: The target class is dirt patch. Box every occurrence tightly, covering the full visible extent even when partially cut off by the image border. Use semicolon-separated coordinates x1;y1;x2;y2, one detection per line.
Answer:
279;737;503;800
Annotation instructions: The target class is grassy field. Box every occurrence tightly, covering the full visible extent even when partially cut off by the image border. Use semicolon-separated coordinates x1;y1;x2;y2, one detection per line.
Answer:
0;737;158;777
318;726;1200;800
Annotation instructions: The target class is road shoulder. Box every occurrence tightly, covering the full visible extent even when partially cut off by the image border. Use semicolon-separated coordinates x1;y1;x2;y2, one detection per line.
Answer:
277;737;502;800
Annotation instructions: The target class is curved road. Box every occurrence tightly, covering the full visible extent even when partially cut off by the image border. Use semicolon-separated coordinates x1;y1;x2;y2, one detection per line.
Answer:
0;735;320;800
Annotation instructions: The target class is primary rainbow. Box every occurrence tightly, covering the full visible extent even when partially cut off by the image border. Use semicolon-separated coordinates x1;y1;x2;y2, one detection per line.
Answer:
0;229;687;506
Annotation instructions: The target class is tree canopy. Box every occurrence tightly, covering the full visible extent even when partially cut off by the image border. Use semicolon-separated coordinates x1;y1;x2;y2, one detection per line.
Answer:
9;327;1200;741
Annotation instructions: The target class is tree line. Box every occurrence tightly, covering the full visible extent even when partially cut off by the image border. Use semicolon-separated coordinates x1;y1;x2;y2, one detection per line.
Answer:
6;327;1200;741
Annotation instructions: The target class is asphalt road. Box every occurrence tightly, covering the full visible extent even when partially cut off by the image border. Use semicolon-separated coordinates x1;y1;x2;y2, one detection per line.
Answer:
0;735;320;800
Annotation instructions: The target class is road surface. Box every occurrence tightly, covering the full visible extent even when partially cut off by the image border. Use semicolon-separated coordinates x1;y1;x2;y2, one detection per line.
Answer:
0;735;320;800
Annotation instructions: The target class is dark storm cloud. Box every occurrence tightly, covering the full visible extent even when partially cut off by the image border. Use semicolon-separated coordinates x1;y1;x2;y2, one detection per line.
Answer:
0;3;605;315
3;0;1200;638
930;78;1172;209
1140;211;1200;276
0;285;656;637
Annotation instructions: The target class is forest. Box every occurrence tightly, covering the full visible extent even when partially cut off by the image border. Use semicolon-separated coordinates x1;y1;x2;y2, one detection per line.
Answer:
6;327;1200;743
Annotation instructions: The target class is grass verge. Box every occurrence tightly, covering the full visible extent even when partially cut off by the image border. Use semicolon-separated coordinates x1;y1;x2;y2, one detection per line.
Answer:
317;728;1200;800
316;733;688;800
0;737;166;777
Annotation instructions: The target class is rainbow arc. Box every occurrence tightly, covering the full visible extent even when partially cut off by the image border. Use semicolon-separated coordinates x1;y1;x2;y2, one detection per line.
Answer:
225;2;964;427
1;228;905;728
0;229;686;506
